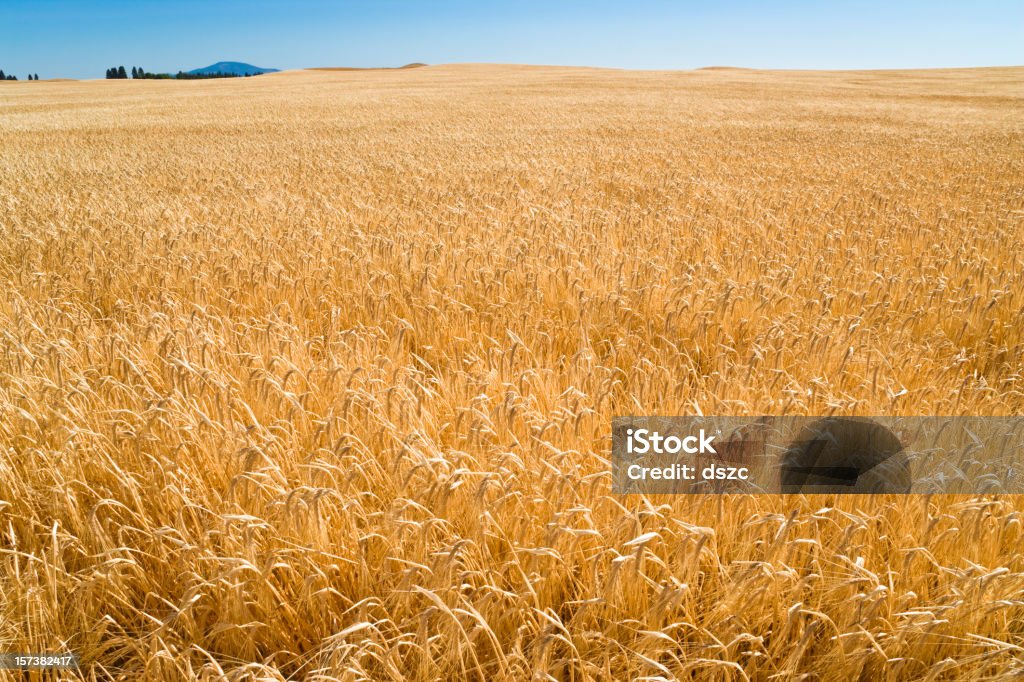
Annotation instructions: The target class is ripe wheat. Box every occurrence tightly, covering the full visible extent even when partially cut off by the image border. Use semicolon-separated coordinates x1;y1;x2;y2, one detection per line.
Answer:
1;64;1023;680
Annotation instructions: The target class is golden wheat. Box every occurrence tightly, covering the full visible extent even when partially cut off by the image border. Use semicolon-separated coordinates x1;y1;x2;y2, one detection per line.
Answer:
1;64;1023;680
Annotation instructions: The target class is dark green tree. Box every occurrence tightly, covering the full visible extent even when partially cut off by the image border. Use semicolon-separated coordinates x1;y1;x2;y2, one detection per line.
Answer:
117;66;127;79
0;70;5;80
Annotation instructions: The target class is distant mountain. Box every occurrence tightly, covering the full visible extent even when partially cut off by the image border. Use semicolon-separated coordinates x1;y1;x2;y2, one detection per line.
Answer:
186;62;279;76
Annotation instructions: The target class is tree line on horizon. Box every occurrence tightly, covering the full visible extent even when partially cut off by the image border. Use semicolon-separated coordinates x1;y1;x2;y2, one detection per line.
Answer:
106;65;260;80
0;70;40;81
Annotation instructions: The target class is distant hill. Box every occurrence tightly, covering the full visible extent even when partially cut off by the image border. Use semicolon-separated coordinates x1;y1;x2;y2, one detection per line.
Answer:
306;63;427;72
187;62;279;76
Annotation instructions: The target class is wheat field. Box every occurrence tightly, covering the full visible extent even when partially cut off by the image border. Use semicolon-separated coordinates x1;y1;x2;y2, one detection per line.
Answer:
1;64;1023;680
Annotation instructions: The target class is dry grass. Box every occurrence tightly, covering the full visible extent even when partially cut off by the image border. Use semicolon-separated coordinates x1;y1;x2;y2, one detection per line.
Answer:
1;64;1023;680
306;64;426;71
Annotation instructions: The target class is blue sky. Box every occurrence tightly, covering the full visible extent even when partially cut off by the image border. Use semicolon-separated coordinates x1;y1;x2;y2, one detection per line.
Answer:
1;0;1021;79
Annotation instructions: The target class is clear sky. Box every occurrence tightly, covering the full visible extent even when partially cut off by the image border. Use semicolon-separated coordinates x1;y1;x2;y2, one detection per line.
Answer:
1;0;1022;80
